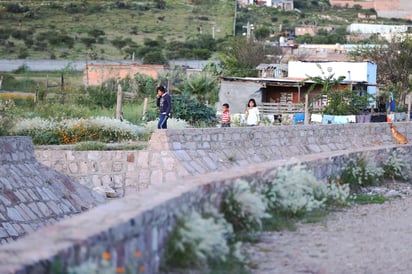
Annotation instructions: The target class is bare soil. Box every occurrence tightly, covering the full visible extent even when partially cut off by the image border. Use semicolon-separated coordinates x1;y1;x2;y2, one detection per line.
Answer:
243;184;412;274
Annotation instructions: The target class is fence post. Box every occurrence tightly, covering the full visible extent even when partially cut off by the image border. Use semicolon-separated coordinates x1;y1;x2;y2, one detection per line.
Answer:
304;93;309;125
142;97;148;121
116;84;123;121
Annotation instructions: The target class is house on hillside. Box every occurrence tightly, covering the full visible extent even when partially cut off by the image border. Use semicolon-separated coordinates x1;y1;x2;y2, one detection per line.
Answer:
216;60;377;115
238;0;293;10
256;64;288;78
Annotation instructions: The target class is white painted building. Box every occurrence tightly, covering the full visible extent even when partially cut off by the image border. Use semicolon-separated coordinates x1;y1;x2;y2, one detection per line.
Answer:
347;23;408;34
288;61;375;82
288;60;377;105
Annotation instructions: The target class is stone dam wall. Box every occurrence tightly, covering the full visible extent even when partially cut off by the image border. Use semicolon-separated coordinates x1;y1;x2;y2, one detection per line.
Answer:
1;123;412;273
35;122;411;193
0;137;105;245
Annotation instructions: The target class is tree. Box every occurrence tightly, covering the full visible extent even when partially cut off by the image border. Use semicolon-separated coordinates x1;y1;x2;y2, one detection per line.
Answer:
217;37;281;77
111;37;127;51
349;37;412;110
253;27;271;41
80;37;96;48
143;50;167;64
321;88;369;115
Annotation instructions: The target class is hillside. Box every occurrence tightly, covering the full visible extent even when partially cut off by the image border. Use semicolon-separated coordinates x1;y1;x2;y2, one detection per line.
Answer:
0;0;410;62
0;0;235;60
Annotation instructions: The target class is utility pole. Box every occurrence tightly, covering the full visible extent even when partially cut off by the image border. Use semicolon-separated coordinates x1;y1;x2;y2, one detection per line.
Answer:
233;0;237;36
85;52;89;87
242;21;254;38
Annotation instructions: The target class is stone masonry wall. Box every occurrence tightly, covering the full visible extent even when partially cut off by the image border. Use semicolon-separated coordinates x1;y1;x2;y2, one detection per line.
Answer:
0;137;106;245
35;122;412;194
1;143;410;273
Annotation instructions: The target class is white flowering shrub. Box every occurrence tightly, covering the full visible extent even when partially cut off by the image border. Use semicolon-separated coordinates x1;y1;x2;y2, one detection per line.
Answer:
164;209;234;269
144;117;190;135
263;164;350;215
340;156;384;192
312;178;351;206
11;117;61;144
221;179;270;233
382;149;411;181
263;164;324;215
10;117;144;145
87;116;144;141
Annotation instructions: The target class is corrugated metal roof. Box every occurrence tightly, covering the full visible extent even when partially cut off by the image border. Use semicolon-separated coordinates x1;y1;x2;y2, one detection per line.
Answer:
256;63;288;70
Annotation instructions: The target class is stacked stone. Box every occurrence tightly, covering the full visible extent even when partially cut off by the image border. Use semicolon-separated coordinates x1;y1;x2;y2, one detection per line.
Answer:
0;137;106;244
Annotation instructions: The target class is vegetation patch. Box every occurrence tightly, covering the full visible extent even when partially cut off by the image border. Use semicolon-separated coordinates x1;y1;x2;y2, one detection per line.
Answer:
351;194;388;204
10;117;144;145
55;151;412;272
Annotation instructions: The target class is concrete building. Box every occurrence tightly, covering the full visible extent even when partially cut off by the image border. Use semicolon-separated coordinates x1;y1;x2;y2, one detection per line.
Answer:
347;23;408;34
288;60;377;101
217;60;377;114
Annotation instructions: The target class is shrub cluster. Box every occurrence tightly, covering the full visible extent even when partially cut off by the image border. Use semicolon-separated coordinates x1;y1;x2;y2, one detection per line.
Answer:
10;117;144;145
263;164;350;216
163;154;410;272
340;151;410;192
0;93;34;108
65;152;409;273
164;164;351;272
382;149;410;181
164;208;236;269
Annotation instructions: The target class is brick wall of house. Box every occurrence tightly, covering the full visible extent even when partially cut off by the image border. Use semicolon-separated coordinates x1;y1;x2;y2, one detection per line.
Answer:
83;63;165;86
329;0;412;19
374;0;399;11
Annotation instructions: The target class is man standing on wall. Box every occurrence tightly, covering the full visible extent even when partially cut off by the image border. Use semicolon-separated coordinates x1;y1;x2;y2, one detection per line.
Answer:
156;85;172;129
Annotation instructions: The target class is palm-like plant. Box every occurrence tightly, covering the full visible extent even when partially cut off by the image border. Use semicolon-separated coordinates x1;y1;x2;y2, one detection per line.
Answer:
175;73;220;105
303;65;346;123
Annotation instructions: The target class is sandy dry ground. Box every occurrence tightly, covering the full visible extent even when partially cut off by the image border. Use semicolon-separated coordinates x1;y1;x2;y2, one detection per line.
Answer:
244;194;412;274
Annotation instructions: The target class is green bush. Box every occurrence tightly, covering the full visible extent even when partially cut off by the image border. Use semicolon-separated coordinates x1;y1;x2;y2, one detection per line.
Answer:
172;93;217;127
74;141;107;151
34;103;92;119
133;73;157;97
1;73;38;92
85;86;117;108
0;99;16;136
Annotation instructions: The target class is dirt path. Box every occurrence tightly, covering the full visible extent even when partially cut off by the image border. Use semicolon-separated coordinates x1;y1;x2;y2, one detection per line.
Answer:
243;194;412;274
